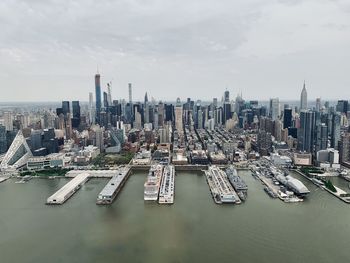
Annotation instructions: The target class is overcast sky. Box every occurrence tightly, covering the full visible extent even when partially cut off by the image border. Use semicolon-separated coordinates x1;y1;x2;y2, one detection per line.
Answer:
0;0;349;102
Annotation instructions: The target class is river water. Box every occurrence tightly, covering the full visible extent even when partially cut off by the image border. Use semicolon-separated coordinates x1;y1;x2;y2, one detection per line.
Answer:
0;170;349;263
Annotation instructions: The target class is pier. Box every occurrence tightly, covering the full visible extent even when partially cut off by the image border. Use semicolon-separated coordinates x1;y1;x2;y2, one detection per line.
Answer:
294;169;350;204
96;166;131;205
158;165;175;204
205;166;240;204
46;172;90;205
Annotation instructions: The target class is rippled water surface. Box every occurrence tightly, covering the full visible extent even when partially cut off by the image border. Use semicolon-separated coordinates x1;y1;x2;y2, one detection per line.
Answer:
0;170;350;263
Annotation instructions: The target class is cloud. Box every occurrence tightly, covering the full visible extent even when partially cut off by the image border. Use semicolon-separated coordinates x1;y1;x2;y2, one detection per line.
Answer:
0;0;349;101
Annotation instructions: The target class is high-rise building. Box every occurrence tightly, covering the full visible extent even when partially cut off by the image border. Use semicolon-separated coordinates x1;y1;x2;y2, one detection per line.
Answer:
336;100;348;114
283;108;292;129
223;103;232;124
269;98;279;121
94;126;104;152
300;81;308;111
0;125;7;154
72;101;81;128
30;130;43;152
339;133;350;164
62;101;70;116
165;104;174;122
158;102;165;127
298;110;315;153
316;98;321;112
89;92;95;124
224;90;230;103
95;73;102;124
257;130;272;156
331;112;341;149
107;82;112;106
316;123;328;152
128;83;132;104
213;98;218;108
175;98;183;133
65;113;72;140
3;112;13;131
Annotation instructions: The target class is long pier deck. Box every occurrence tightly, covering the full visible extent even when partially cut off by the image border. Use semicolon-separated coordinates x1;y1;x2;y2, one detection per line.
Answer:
96;166;131;205
46;172;90;205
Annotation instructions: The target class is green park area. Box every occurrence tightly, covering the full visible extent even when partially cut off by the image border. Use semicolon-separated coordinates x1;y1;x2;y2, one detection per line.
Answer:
300;167;325;176
92;152;134;167
20;168;71;177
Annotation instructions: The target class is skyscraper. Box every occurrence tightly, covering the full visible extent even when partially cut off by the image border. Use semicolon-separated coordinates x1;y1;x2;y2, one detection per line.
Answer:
103;91;108;109
316;98;321;112
336;100;348;114
269;98;279;121
95;73;102;124
4;111;13;131
224;90;230;103
331;112;341;149
0;125;7;154
62;101;70;116
72;101;81;128
128;83;133;104
298;110;315;153
175;98;183;133
300;81;307;111
107;82;112;106
283;108;292;129
316;123;328;152
89;92;94;124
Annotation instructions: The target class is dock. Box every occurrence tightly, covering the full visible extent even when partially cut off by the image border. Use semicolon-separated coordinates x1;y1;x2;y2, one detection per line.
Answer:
46;173;90;205
158;165;175;204
205;166;240;204
65;169;120;178
294;169;350;204
96;166;131;205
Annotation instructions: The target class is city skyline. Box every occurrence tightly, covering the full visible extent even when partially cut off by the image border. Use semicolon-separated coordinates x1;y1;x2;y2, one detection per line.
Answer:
1;0;350;101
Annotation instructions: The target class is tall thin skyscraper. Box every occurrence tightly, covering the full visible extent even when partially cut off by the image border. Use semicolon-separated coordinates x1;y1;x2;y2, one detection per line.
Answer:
95;73;102;124
128;83;132;104
175;98;183;133
300;81;307;111
107;82;112;106
89;92;94;124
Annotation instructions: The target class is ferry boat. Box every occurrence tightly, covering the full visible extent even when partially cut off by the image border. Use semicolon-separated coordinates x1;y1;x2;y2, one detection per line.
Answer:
144;165;164;201
158;165;175;204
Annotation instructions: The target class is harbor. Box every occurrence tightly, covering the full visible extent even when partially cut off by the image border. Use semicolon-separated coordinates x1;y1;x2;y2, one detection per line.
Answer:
158;165;175;204
251;160;309;203
205;166;241;204
96;166;132;205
